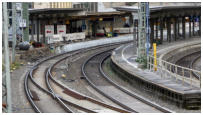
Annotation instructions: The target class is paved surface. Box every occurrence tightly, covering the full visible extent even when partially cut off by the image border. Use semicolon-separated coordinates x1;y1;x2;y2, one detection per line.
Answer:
111;37;201;94
10;65;34;113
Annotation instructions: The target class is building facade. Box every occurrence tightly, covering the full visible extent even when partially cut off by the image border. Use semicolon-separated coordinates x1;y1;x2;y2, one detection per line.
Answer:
33;2;72;9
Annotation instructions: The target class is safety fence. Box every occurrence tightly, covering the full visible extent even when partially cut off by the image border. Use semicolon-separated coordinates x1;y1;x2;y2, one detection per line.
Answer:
147;55;201;88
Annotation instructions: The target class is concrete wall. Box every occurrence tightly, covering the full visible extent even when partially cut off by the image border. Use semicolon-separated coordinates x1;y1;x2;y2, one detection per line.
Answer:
162;44;201;64
33;2;51;9
62;34;133;52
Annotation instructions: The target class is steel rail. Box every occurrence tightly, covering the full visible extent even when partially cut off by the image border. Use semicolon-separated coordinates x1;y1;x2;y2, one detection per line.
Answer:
99;54;173;113
190;55;201;79
82;49;138;113
24;41;131;113
26;59;73;112
47;49;131;113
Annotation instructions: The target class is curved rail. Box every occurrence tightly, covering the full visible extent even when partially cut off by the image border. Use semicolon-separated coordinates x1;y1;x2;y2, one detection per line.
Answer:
100;54;173;113
25;54;73;113
82;49;170;113
81;49;137;112
47;55;130;113
190;55;201;79
24;41;131;113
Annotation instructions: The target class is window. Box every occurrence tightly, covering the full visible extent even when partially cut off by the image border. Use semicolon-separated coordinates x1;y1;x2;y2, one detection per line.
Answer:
7;3;12;9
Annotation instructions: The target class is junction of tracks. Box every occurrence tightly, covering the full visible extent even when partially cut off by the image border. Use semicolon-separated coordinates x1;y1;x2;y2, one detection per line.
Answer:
9;34;201;113
5;4;201;113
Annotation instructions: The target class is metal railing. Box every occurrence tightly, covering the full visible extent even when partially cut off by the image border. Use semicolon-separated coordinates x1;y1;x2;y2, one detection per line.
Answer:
147;55;201;88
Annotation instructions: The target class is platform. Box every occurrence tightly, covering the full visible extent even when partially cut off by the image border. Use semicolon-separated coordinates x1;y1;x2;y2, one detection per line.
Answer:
111;37;201;109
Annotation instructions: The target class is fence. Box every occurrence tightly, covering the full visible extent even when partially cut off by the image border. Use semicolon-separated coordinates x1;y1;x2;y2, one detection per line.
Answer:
147;55;201;88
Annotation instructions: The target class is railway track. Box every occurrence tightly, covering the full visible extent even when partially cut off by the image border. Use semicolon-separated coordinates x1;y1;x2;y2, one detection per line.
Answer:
175;51;201;79
191;55;201;79
24;42;131;113
82;49;173;113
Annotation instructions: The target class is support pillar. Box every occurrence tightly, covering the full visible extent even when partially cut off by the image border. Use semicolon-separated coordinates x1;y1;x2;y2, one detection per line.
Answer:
199;16;201;36
112;17;115;36
160;18;163;44
12;3;16;63
3;3;12;112
37;18;39;42
22;3;29;42
155;19;158;43
42;19;46;43
31;17;34;41
174;17;177;41
177;18;180;38
182;16;185;39
189;17;192;37
150;19;154;48
167;18;171;42
133;19;138;46
192;17;195;36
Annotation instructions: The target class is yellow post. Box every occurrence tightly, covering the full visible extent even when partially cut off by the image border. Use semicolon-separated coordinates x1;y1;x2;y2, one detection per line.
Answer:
153;43;157;71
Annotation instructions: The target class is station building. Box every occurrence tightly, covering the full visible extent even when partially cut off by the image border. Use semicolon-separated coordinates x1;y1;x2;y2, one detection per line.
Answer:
29;2;133;44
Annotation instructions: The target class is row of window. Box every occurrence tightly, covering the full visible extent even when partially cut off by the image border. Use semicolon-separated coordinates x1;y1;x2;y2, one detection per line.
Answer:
73;2;98;12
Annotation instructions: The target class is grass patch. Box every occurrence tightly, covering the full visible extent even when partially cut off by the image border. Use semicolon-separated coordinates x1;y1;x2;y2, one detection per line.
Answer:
10;61;22;71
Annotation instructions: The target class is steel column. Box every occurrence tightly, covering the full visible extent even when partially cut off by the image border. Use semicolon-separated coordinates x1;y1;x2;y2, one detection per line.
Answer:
182;17;185;39
31;17;34;41
192;17;195;36
174;17;177;41
112;17;115;36
177;18;180;38
189;17;192;37
160;18;163;44
150;19;154;48
199;16;201;36
42;19;46;43
155;19;158;43
167;18;171;42
12;3;16;63
37;18;39;42
3;3;12;112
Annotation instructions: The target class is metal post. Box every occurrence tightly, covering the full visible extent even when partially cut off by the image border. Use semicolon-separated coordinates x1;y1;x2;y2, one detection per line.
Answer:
182;68;184;85
160;17;163;44
137;2;147;59
12;2;16;63
174;17;177;41
3;3;12;112
189;17;192;37
190;70;192;87
165;62;168;78
160;59;163;78
146;2;150;56
37;18;39;42
169;18;171;42
31;17;34;41
175;66;178;82
156;19;158;43
20;4;23;41
22;3;29;41
149;56;152;71
199;16;201;36
167;18;171;42
182;16;185;39
177;18;180;39
42;19;46;43
150;19;154;48
192;17;195;36
112;17;115;36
